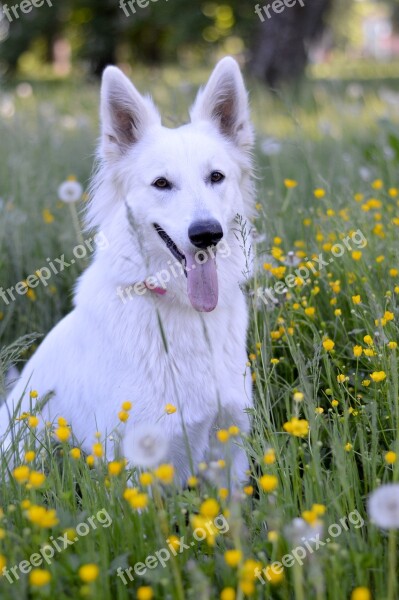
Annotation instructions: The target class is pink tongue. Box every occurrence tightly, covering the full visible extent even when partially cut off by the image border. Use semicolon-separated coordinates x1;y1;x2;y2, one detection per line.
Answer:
186;252;218;312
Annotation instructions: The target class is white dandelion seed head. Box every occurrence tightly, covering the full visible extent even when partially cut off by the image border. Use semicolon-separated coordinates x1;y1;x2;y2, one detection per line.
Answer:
57;180;83;204
123;424;169;469
368;484;399;529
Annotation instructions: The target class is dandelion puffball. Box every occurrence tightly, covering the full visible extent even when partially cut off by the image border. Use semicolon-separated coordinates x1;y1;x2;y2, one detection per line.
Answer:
368;484;399;529
58;180;83;204
123;424;169;469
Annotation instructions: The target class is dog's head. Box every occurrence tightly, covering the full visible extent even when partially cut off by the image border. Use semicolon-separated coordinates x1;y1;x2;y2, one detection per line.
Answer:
90;58;255;313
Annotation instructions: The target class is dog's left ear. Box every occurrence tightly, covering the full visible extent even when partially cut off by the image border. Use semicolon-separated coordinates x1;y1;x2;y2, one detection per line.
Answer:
190;57;254;150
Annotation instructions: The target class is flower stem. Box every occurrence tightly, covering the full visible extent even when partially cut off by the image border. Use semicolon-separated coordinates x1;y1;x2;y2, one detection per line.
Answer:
69;202;84;247
388;529;397;600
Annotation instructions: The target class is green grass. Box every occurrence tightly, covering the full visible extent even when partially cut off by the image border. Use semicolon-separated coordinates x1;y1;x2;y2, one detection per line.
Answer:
1;69;399;599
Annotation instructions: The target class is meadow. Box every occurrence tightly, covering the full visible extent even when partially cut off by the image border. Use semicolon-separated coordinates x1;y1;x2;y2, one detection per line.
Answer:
0;66;399;599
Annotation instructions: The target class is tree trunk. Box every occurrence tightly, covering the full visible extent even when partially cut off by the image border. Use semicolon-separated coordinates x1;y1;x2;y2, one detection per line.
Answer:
250;0;332;86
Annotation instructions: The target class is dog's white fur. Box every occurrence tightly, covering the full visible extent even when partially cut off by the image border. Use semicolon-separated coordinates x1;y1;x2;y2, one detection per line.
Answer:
0;57;255;485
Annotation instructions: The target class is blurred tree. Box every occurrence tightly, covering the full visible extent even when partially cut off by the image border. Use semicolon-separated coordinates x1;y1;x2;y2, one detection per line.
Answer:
249;0;333;86
72;0;121;76
0;0;66;73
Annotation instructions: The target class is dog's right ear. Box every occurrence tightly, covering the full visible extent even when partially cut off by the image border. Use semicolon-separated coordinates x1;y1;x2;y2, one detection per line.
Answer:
100;67;161;160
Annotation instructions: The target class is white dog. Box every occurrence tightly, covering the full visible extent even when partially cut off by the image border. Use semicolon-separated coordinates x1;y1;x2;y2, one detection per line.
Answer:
0;57;255;485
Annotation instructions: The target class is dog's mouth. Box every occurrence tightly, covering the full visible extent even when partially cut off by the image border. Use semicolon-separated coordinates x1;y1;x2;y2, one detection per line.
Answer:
154;223;186;266
153;223;219;313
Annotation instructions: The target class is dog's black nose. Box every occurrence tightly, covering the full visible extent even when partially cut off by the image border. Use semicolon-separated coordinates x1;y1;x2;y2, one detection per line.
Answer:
188;220;224;249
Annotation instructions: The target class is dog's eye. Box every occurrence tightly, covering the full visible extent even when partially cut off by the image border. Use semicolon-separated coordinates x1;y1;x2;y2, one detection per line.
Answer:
210;171;225;184
153;178;171;190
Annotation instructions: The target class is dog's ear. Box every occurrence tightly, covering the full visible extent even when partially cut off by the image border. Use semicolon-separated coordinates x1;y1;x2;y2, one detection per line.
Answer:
100;66;161;159
190;57;254;150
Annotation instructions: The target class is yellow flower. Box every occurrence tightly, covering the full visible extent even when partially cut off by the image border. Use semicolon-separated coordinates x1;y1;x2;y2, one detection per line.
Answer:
353;345;363;357
219;488;229;500
137;586;154;600
30;390;38;399
239;580;254;595
345;443;353;452
389;268;398;277
86;455;95;467
305;307;316;317
337;374;348;383
370;371;387;382
70;448;81;460
224;549;242;567
283;417;309;437
220;588;236;600
217;429;230;443
264;448;276;464
92;443;103;458
352;251;362;261
78;564;99;583
54;426;71;443
331;399;339;407
154;464;175;485
118;410;129;422
127;491;148;509
28;471;46;488
371;179;383;189
29;569;51;587
259;474;278;493
354;193;364;202
200;498;220;519
385;451;397;465
352;295;361;305
42;209;54;224
388;341;397;349
108;461;123;476
323;338;335;351
351;587;371;600
267;530;279;542
362;379;371;387
228;425;240;436
264;564;284;585
284;179;298;189
364;335;374;346
27;505;58;528
191;514;219;546
293;392;304;402
243;485;254;496
314;188;326;199
24;451;36;463
384;310;394;322
165;403;177;414
122;401;132;411
13;465;30;484
140;472;154;486
0;554;6;571
28;415;39;428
